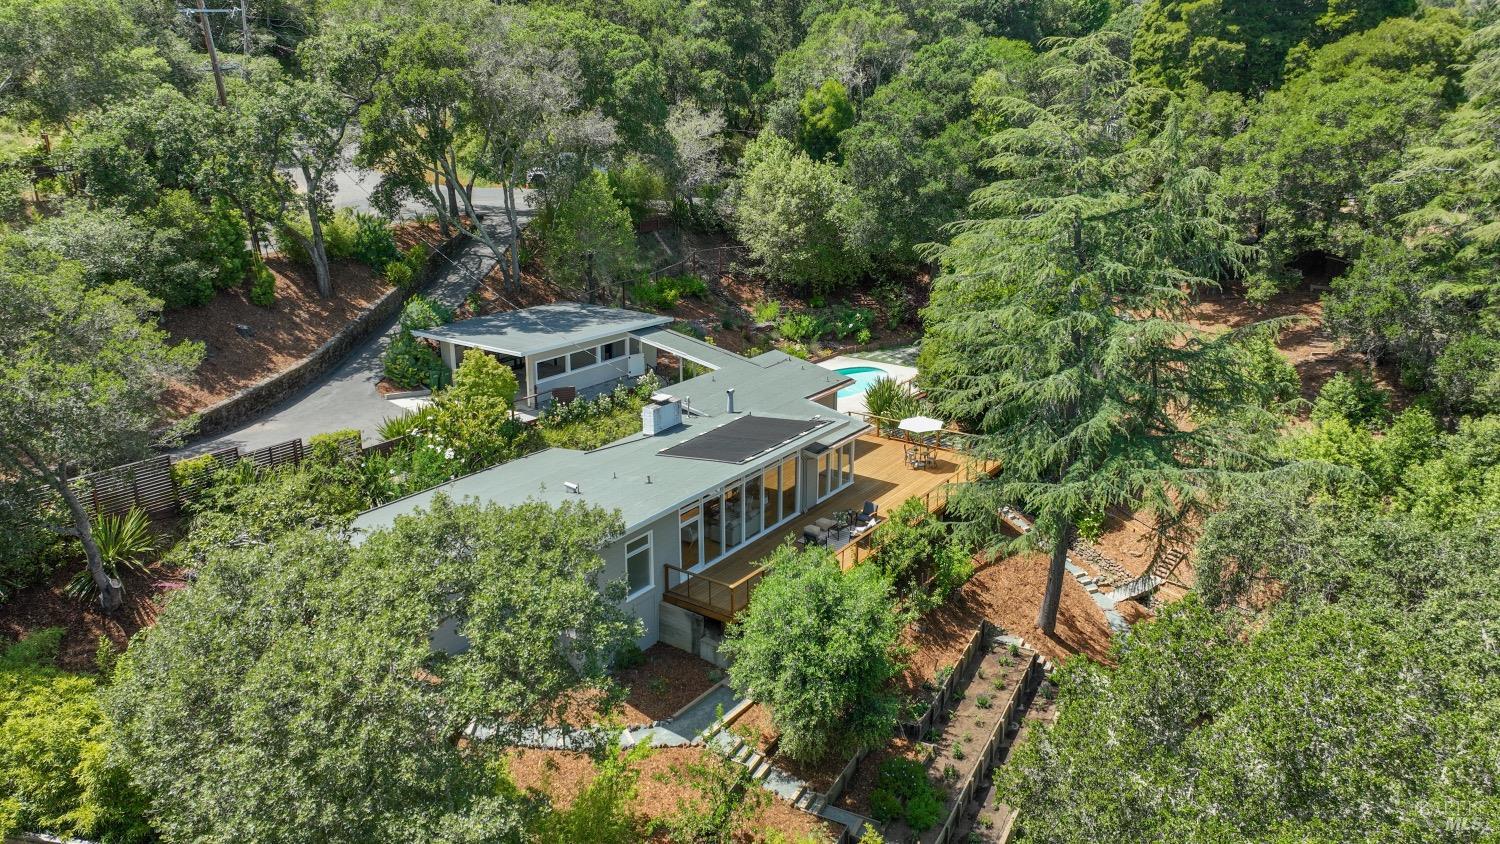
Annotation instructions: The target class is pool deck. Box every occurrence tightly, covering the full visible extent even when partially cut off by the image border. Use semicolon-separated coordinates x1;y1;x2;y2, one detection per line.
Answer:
816;354;919;413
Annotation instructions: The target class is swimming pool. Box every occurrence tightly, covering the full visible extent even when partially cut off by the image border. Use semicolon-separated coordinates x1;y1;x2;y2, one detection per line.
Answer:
834;366;891;399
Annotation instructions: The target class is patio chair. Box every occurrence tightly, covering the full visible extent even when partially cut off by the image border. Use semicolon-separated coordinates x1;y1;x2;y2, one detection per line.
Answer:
854;501;879;525
550;386;577;405
802;523;829;546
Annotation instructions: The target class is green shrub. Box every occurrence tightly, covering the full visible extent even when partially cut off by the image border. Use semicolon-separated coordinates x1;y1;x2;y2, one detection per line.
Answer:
867;497;974;604
1076;513;1106;542
170;453;219;491
1311;371;1390;428
869;788;902;825
612;642;646;670
378;409;430;442
775;339;814;360
0;483;63;601
276;210;360;265
863;376;920;427
0;630;153;843
382;331;448;390
308;429;361;465
351;213;400;270
778;312;827;343
753;299;782;324
323;209;360;260
829;306;874;342
904;785;943;831
359;440;456;505
248;261;276;307
628;274;709;311
399;295;454;332
404;242;431;270
876;757;929;801
385;261;415;288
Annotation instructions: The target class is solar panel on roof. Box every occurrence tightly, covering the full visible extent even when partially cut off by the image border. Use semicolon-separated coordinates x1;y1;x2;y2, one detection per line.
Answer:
659;415;832;464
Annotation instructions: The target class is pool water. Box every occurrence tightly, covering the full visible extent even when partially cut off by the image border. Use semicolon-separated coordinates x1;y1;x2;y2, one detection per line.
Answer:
834;366;890;399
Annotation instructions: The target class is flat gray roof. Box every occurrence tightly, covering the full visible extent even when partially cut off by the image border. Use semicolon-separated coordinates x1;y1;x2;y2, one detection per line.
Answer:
412;302;673;358
352;328;865;537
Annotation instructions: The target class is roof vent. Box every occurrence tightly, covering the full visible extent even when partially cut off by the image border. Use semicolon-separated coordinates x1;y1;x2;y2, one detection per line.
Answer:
563;481;580;494
726;388;736;414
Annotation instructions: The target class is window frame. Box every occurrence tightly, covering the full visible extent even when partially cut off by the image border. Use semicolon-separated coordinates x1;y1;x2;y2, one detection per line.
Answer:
624;532;654;600
570;347;599;370
536;355;566;380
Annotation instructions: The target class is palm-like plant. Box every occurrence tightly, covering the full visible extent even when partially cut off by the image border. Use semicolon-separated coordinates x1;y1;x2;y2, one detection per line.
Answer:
67;509;155;599
863;376;922;433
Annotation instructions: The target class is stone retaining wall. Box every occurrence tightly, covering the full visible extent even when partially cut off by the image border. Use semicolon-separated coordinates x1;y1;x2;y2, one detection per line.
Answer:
177;232;469;442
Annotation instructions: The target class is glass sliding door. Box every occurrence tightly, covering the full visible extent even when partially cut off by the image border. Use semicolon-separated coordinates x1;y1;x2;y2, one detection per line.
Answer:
703;496;723;562
782;457;799;517
724;484;744;550
763;465;782;528
745;474;764;538
680;505;701;571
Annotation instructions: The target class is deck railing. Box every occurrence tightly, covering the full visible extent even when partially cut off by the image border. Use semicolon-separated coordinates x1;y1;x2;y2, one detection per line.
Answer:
663;563;766;621
846;411;985;453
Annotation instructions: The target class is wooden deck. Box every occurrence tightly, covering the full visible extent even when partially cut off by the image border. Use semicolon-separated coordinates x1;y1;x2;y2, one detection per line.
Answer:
662;434;991;622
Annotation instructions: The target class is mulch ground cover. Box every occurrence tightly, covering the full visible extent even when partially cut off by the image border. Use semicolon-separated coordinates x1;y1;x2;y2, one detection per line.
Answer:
505;745;838;842
559;643;722;728
158;223;447;418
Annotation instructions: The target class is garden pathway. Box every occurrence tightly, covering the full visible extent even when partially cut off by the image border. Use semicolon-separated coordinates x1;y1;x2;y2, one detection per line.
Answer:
999;508;1129;634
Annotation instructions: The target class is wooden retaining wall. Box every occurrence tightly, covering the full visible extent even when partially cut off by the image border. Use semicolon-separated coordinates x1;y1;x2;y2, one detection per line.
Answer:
902;622;990;741
922;653;1045;844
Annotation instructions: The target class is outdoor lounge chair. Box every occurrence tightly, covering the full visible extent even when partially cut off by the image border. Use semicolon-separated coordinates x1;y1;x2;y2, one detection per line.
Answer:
802;523;829;545
550;386;577;405
854;501;878;525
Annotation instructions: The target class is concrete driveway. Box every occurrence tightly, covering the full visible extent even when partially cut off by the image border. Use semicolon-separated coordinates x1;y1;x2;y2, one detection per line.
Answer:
175;189;533;457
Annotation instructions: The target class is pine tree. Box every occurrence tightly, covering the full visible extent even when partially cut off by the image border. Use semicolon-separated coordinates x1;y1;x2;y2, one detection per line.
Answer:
924;32;1280;634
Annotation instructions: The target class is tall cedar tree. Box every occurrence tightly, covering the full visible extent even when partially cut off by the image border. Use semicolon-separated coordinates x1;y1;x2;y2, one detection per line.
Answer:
923;32;1279;633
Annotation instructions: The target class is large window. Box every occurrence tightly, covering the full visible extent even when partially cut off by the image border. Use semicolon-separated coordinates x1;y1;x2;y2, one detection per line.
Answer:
781;457;798;517
570;347;598;369
763;465;782;528
680;506;701;570
625;533;652;598
744;474;763;538
601;339;627;361
723;485;743;550
536;355;565;379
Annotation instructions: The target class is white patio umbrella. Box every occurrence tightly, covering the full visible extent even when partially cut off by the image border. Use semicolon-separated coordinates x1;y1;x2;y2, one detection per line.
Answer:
897;415;945;434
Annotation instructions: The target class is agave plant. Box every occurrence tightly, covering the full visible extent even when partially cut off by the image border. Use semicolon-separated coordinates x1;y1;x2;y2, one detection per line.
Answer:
67;509;156;600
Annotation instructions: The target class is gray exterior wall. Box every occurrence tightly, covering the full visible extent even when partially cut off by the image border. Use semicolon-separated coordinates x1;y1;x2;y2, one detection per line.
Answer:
597;509;683;649
530;335;644;400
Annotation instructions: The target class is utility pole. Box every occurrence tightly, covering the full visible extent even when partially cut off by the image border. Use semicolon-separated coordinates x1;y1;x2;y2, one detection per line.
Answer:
240;0;251;78
195;0;229;107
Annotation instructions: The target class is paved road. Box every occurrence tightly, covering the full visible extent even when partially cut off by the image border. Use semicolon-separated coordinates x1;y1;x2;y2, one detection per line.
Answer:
287;166;510;219
176;193;533;457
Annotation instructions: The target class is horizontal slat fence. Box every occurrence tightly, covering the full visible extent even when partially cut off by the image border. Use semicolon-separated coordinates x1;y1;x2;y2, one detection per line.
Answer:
75;434;400;520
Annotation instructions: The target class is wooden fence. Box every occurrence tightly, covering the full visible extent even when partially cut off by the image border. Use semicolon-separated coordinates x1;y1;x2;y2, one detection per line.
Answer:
902;622;991;741
75;435;396;520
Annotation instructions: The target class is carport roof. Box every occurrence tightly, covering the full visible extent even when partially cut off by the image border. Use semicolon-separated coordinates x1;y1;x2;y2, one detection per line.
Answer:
411;302;673;358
